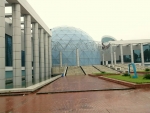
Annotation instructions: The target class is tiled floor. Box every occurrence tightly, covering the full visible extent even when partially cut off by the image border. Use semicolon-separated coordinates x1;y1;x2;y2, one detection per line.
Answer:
0;75;150;113
37;75;129;93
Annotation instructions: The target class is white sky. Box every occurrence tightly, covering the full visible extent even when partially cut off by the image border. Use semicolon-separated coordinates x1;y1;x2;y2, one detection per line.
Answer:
10;0;150;41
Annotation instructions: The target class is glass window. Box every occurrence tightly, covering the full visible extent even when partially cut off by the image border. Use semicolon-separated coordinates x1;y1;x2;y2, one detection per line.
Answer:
123;55;131;63
116;56;121;63
5;34;25;67
133;50;141;63
5;34;12;66
22;51;25;66
143;44;150;62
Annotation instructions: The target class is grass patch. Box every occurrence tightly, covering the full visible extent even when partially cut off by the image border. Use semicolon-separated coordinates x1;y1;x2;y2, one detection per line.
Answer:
94;73;119;75
136;70;146;72
106;75;150;84
134;68;150;72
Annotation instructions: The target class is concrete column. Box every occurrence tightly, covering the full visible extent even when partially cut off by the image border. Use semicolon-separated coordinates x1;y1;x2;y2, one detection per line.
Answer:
110;45;113;65
140;43;144;66
24;15;32;87
32;23;39;84
39;29;44;81
48;36;51;78
60;51;62;67
105;61;108;65
46;34;49;79
76;49;79;66
114;52;116;65
0;0;5;89
120;44;124;64
50;38;52;68
44;33;48;79
130;44;134;63
12;4;22;88
102;54;104;65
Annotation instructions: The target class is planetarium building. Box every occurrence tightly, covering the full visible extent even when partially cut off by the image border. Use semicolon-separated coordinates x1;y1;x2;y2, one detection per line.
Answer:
51;26;101;66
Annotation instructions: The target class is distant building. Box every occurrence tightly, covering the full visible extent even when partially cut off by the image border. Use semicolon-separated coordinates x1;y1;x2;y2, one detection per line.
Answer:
101;36;150;66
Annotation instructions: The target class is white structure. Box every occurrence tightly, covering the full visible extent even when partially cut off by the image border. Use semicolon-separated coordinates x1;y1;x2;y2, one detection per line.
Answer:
59;51;62;67
0;0;5;89
102;54;104;65
76;49;80;66
113;52;116;65
130;44;134;63
101;36;150;66
120;44;124;64
1;0;52;89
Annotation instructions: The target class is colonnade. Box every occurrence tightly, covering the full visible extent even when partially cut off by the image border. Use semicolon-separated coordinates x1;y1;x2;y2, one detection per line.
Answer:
102;43;145;66
0;2;52;89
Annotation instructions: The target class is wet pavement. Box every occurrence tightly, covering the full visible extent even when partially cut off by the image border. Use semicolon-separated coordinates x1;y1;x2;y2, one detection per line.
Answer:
37;75;130;94
0;75;150;113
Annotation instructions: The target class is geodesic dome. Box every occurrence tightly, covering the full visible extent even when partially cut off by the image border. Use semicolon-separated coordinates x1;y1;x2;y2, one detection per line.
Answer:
51;26;101;66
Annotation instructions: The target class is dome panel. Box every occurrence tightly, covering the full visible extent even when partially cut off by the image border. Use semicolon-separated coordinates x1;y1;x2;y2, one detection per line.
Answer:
51;26;101;66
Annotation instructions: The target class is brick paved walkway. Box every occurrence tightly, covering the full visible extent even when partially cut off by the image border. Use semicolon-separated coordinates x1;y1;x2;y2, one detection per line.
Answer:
0;75;150;113
37;75;130;94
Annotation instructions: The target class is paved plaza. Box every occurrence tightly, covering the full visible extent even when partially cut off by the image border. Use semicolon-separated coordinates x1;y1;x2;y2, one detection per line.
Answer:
0;76;150;113
37;75;130;94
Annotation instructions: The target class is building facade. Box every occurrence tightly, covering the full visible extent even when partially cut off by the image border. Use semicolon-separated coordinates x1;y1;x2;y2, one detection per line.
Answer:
0;0;52;89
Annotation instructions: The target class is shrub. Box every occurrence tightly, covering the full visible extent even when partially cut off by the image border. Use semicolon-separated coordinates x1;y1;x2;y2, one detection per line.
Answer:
122;73;130;76
143;74;150;79
145;68;150;71
101;71;106;74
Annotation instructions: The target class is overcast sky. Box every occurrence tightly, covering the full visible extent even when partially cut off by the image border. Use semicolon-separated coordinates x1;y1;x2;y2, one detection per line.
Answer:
17;0;150;41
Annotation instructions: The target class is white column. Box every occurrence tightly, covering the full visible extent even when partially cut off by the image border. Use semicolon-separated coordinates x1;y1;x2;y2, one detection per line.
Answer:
60;51;62;67
46;34;49;79
102;54;104;65
140;43;144;66
12;4;22;88
48;36;51;78
0;0;5;89
24;15;32;87
32;23;39;83
130;44;134;63
120;44;124;64
105;61;108;65
76;49;79;66
44;33;48;79
114;52;116;65
110;45;113;65
39;29;44;81
50;36;52;78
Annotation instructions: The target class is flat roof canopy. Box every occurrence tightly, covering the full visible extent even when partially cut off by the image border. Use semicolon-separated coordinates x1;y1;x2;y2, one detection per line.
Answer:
109;39;150;45
6;0;51;36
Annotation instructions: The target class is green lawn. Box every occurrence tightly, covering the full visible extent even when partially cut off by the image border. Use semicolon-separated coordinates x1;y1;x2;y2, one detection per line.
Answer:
94;73;119;75
137;70;146;72
106;75;150;84
136;70;150;72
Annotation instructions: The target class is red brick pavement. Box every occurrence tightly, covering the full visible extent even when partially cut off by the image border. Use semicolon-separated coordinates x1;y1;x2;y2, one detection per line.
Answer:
1;89;150;113
37;75;129;93
0;76;150;113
